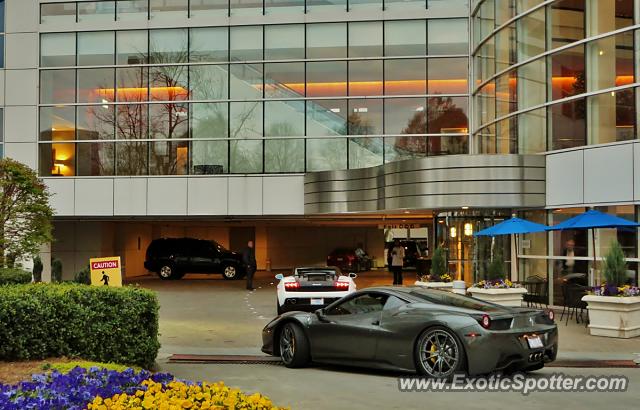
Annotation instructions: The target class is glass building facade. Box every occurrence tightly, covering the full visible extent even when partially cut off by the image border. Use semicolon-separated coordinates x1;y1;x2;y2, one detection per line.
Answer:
472;0;640;154
37;0;471;177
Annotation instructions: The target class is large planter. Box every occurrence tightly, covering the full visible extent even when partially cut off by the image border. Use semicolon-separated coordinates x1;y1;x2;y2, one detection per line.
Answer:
415;281;453;291
581;295;640;338
467;287;528;307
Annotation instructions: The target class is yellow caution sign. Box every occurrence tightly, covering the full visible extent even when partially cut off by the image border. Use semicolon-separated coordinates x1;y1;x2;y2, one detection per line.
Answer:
89;256;123;287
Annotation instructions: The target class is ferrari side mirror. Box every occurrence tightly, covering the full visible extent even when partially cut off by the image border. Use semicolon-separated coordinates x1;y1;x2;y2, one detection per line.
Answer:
275;273;284;280
315;309;330;323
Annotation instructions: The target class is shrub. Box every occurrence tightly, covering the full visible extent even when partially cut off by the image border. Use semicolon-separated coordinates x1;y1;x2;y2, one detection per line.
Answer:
0;268;32;285
487;247;506;281
603;240;627;287
32;256;43;282
74;265;91;285
0;284;160;368
51;258;63;283
430;246;447;280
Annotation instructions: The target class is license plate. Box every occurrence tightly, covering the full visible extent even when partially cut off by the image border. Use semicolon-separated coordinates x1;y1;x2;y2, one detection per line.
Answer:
527;336;544;349
310;298;324;305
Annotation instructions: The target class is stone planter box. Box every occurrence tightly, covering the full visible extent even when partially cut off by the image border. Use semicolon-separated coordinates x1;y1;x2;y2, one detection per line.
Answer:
467;287;528;307
415;281;454;291
582;295;640;338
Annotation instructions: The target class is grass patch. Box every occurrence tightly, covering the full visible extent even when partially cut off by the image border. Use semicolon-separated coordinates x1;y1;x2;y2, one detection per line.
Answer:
0;359;140;384
43;360;140;374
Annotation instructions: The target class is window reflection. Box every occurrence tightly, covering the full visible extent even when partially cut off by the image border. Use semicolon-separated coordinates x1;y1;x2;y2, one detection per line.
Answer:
40;106;76;142
428;58;468;94
265;62;304;98
117;0;148;21
428;19;468;55
78;32;115;66
230;0;263;15
190;0;228;17
150;29;188;63
191;102;229;174
150;0;188;20
230;26;263;61
307;61;347;97
78;68;115;103
150;65;190;101
349;22;383;58
550;44;585;100
385;20;426;57
549;97;586;150
384;59;427;95
265;25;305;60
77;105;115;140
41;33;76;67
116;67;149;102
265;0;304;14
307;23;347;59
349;60;383;96
306;0;346;13
78;1;115;23
116;31;148;65
77;143;115;176
41;69;76;104
116;104;148;140
190;27;228;62
190;65;229;100
41;3;76;25
230;102;263;173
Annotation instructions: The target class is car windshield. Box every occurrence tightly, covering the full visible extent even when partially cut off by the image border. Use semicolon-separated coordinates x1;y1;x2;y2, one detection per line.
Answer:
295;268;339;277
408;289;505;312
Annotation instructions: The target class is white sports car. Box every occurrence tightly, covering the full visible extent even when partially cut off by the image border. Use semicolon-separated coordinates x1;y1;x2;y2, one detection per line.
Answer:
275;267;357;315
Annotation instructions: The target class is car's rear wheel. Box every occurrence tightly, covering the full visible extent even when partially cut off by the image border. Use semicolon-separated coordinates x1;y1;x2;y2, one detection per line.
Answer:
279;323;310;368
221;264;239;280
158;264;180;280
415;327;465;379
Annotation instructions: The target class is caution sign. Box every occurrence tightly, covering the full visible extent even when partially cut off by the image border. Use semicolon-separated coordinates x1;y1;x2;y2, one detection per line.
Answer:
90;257;123;287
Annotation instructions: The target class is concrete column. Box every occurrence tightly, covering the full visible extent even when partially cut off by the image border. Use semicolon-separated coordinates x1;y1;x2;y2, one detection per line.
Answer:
255;226;268;271
39;243;52;283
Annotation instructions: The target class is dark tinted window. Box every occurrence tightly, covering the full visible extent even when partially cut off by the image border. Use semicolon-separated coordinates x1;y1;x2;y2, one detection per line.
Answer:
409;290;504;312
383;295;407;310
326;293;388;315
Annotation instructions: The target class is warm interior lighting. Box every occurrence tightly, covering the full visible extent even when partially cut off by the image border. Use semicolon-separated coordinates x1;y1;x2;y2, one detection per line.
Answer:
450;227;457;238
96;86;189;101
464;223;473;236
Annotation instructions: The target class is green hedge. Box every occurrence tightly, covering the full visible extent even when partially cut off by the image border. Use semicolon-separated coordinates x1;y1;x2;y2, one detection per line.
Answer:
0;284;160;368
0;268;32;285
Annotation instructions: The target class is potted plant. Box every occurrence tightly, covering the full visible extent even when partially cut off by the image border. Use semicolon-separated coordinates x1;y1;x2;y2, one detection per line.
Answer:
415;247;454;290
467;248;527;306
582;241;640;338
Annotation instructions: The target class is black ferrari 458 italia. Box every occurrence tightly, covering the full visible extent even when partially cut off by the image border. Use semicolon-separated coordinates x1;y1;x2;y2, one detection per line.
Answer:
262;286;558;378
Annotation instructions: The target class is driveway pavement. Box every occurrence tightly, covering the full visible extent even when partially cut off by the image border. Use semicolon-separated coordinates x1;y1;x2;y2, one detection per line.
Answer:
130;270;640;409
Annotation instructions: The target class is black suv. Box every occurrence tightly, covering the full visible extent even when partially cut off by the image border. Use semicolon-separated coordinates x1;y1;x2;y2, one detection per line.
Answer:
144;238;245;280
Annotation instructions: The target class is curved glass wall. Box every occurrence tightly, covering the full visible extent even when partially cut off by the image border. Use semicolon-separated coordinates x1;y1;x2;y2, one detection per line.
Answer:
37;18;470;176
472;0;639;154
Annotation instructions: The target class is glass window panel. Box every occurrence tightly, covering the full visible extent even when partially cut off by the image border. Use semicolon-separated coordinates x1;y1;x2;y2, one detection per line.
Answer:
549;0;585;49
78;32;115;66
307;137;347;171
150;0;188;20
306;23;347;59
191;102;228;174
550;44;585;101
230;102;263;173
588;88;636;145
40;143;76;176
428;134;468;156
265;0;304;14
428;0;468;13
549;97;586;150
116;104;148;139
190;0;228;17
116;141;148;175
150;65;190;101
349;60;383;96
516;7;545;63
116;31;148;65
230;64;263;99
348;99;382;135
41;33;76;67
306;0;346;13
117;0;148;21
495;23;516;73
474;124;496;154
190;27;228;62
494;0;516;26
77;143;115;176
77;105;115;140
40;106;76;141
349;0;381;11
587;0;634;36
78;68;115;103
385;135;427;163
495;69;517;118
517;58;546;110
427;96;468;134
78;1;115;23
116;67;149;102
476;80;496;127
265;62;304;98
149;29;188;63
475;37;495;85
265;138;304;172
40;69;75;104
306;99;347;136
349;22;383;58
518;107;546;153
384;98;426;135
0;36;3;69
40;2;76;24
150;140;189;175
385;0;424;11
307;61;347;97
265;100;304;137
428;57;468;94
587;31;635;92
349;135;383;169
428;19;468;55
149;103;189;139
230;26;263;61
516;0;543;14
384;59;426;96
265;25;304;60
190;65;229;100
230;0;263;16
384;20;426;57
494;116;517;154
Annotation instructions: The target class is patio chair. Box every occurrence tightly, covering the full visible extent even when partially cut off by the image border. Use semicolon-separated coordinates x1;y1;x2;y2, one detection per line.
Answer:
564;283;589;326
522;275;547;308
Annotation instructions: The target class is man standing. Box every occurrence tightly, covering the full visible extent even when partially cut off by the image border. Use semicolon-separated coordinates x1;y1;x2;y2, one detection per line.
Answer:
390;239;405;285
243;240;257;291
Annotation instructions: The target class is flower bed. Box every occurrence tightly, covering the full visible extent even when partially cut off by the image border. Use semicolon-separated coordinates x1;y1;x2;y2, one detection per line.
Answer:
0;367;285;410
590;284;640;297
471;279;522;289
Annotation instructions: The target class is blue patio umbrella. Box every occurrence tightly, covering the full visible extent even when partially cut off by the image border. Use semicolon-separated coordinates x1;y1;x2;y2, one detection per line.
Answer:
474;217;548;237
546;209;640;284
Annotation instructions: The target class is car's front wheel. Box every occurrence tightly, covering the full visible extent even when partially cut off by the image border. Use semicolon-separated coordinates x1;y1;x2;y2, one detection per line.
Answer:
221;264;239;280
157;264;180;280
415;326;466;379
279;323;310;368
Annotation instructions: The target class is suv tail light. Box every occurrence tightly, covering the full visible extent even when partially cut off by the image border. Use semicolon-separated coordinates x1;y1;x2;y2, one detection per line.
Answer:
334;281;350;290
284;281;300;290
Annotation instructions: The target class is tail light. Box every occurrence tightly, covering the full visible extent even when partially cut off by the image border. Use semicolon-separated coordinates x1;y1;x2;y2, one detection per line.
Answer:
284;281;300;291
347;255;355;261
334;281;350;290
479;314;491;329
